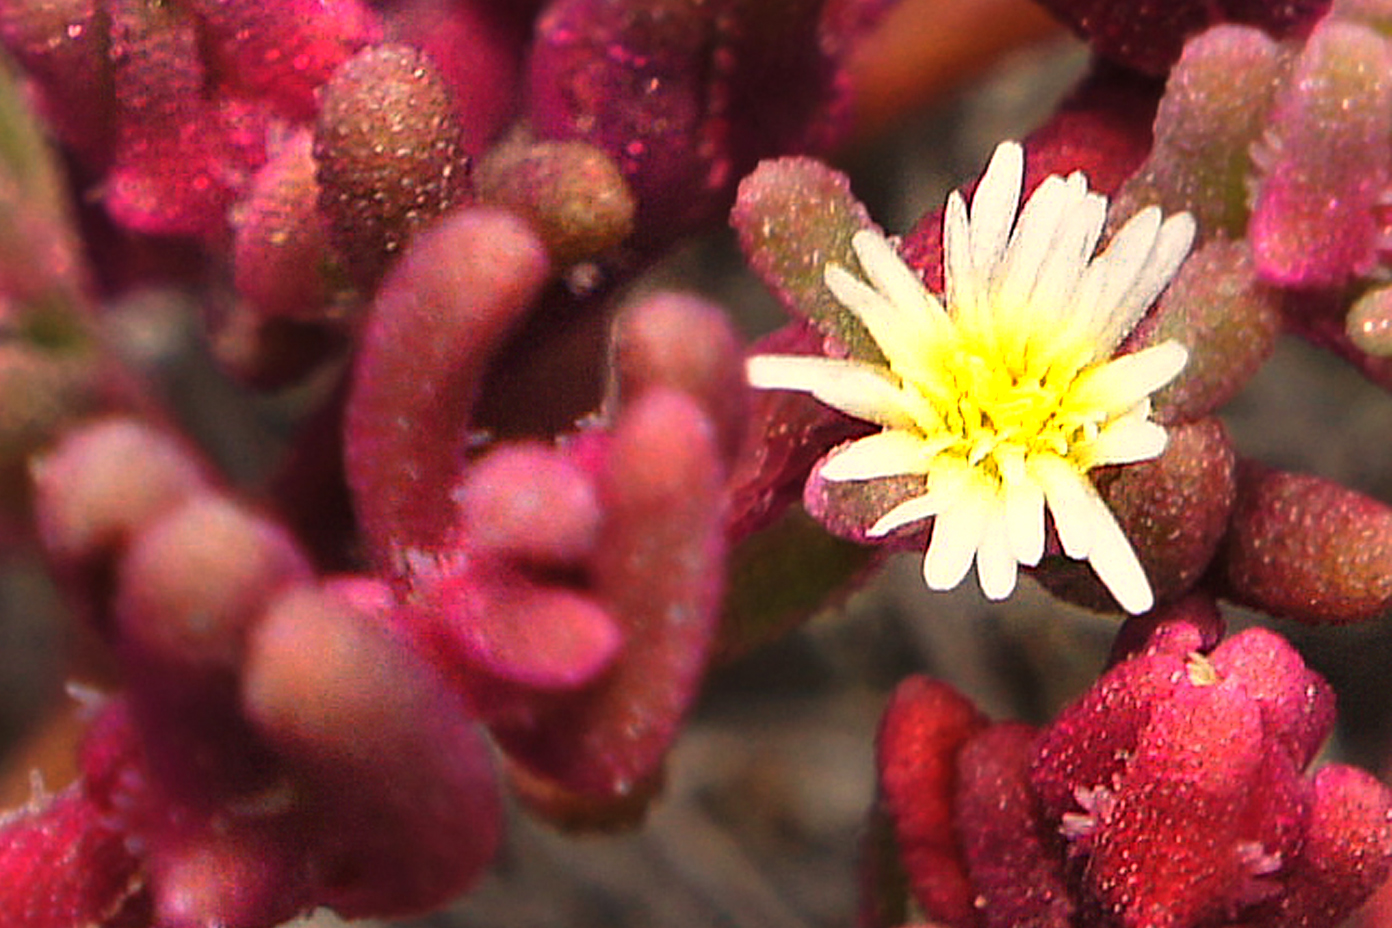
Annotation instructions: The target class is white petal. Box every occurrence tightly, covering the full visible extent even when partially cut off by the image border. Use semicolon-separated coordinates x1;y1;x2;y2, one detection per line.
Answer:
746;355;927;430
994;173;1076;312
974;504;1019;600
1018;181;1105;313
1065;253;1113;349
867;492;940;536
1084;415;1169;467
1030;452;1156;614
1002;465;1045;566
1071;206;1178;354
1085;507;1155;614
819;430;942;482
823;259;949;384
968;141;1025;282
850;230;953;338
1093;212;1195;352
923;495;988;591
1069;207;1160;333
868;454;971;536
1070;190;1110;259
823;264;930;368
943;189;976;320
1069;341;1188;416
1028;453;1098;559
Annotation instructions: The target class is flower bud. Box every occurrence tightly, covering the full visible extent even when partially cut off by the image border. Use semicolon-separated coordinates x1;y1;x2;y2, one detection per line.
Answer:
314;43;470;286
474;137;636;266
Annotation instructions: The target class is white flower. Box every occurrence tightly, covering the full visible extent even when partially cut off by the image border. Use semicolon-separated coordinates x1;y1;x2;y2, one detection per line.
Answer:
747;141;1195;614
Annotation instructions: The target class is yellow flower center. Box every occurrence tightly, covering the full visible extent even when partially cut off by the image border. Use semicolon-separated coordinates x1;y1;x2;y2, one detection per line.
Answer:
908;331;1104;484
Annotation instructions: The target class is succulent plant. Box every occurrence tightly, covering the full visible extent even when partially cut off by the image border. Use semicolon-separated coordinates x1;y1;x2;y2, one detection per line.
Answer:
0;0;1391;926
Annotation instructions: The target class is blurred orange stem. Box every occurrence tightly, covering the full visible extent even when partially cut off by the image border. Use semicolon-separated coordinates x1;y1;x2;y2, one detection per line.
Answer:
848;0;1065;140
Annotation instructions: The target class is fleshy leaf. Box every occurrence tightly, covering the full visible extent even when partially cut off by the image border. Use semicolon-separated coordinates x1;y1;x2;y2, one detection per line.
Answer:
492;389;726;799
875;676;986;927
1113;25;1288;237
731;157;880;361
1250;18;1392;287
1221;460;1392;624
344;208;550;568
0;783;145;928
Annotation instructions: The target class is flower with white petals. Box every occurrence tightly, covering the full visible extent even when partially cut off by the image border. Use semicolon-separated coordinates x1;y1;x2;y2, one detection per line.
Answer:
746;141;1195;613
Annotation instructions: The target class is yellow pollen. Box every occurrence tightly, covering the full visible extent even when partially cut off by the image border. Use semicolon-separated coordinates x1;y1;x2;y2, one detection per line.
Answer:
909;335;1100;487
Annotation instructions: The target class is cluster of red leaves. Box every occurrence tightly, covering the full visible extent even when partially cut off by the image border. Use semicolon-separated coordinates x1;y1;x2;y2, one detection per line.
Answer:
871;598;1392;928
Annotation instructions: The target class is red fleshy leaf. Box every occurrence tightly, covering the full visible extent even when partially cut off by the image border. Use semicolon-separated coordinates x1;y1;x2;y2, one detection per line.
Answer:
1250;19;1392;288
954;723;1073;928
1084;680;1266;928
242;584;502;919
1107;591;1226;666
406;568;624;702
1221;460;1392;624
189;0;379;120
232;129;333;322
1210;627;1336;768
344;208;551;567
384;0;524;154
1265;765;1392;926
105;0;267;237
492;389;726;799
1033;0;1327;74
452;442;602;566
0;783;145;928
875;676;987;928
612;292;749;468
1029;652;1188;822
